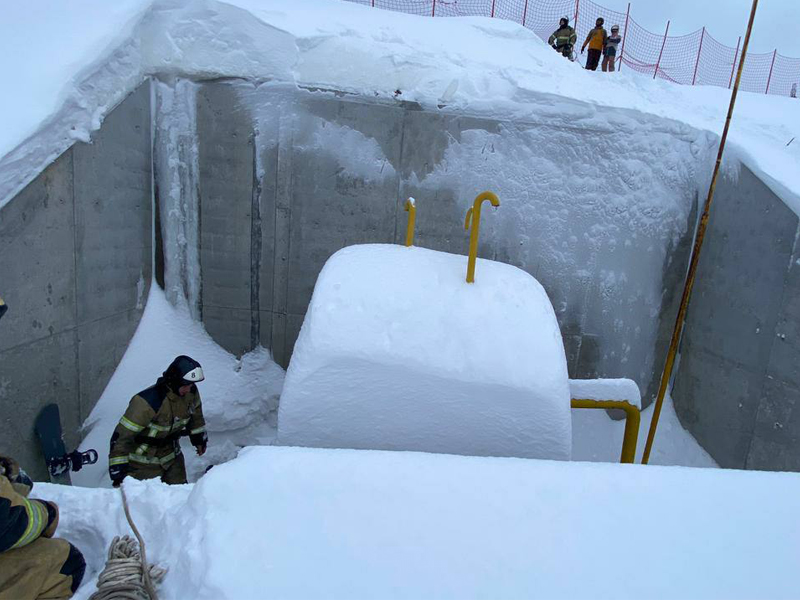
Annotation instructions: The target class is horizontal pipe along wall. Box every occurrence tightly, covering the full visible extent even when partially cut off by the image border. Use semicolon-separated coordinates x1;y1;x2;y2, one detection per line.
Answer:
186;79;707;411
0;82;152;480
673;165;800;471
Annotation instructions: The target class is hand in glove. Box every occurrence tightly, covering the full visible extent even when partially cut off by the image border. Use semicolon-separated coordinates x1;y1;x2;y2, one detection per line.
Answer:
190;430;208;456
109;463;128;488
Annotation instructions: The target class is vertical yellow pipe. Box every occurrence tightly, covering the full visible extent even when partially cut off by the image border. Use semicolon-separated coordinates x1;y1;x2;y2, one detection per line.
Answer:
641;0;760;464
465;191;500;283
571;399;640;464
404;198;416;247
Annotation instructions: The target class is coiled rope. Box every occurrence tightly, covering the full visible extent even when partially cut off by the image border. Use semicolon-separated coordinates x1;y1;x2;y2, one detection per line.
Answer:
89;486;167;600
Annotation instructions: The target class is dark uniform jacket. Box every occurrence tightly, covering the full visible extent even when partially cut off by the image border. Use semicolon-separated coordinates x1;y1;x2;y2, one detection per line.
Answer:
549;26;577;48
109;378;207;472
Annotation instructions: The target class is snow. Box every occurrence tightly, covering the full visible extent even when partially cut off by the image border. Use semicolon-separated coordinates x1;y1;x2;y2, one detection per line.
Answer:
1;0;799;217
570;377;642;408
278;244;572;460
37;445;797;600
73;285;285;487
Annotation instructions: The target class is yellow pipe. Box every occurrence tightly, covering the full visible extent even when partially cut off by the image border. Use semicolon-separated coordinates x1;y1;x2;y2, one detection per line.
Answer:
404;198;416;247
641;0;760;465
464;191;500;283
571;399;641;464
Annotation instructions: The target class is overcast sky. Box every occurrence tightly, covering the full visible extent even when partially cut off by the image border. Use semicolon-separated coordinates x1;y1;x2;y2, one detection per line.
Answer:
597;0;798;56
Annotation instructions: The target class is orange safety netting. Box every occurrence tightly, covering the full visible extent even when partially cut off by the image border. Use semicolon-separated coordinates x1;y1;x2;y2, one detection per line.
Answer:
344;0;800;97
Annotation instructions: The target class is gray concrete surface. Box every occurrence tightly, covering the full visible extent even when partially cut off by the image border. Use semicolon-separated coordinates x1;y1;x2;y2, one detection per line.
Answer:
186;80;702;415
0;82;151;479
673;164;800;470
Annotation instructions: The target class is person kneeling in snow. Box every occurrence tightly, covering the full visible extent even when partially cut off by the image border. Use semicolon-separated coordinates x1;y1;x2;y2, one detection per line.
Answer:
0;455;86;599
108;355;208;486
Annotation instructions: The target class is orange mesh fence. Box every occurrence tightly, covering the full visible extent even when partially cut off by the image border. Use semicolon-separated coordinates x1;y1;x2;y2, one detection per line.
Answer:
342;0;800;97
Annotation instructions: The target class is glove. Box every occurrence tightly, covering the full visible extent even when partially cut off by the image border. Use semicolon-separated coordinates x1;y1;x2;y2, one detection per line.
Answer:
41;501;59;538
581;48;585;54
190;430;208;456
0;455;18;479
109;463;128;488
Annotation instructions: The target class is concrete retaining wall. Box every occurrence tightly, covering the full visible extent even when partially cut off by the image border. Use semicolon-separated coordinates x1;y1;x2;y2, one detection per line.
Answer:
180;79;705;405
0;82;151;479
673;165;800;470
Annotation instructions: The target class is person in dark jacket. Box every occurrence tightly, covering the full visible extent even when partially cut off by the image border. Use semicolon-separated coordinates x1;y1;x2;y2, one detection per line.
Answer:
108;355;208;486
0;455;85;599
548;17;577;60
582;17;608;71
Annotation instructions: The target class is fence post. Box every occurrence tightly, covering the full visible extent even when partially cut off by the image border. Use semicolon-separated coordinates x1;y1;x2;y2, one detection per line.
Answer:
490;0;496;17
692;27;705;85
618;2;631;72
729;36;741;88
653;20;670;79
573;0;580;28
765;49;777;94
431;0;435;16
522;0;528;26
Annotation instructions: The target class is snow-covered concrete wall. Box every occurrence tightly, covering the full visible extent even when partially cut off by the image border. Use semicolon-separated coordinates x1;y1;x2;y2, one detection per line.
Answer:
167;78;707;406
0;83;152;479
674;165;800;471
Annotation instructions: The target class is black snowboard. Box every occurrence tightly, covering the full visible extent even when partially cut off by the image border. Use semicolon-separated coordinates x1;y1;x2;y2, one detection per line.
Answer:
34;404;98;485
34;403;72;484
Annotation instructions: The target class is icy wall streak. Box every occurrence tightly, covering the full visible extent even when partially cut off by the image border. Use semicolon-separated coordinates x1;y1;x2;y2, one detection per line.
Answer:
154;78;202;319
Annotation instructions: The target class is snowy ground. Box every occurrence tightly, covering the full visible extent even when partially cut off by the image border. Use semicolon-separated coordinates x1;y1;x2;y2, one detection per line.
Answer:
1;0;799;214
40;446;796;600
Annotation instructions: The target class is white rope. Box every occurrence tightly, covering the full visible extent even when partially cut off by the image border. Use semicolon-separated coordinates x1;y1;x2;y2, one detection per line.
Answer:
89;488;167;600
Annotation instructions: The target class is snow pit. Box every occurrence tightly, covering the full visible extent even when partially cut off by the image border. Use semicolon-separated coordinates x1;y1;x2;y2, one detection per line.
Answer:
278;244;572;460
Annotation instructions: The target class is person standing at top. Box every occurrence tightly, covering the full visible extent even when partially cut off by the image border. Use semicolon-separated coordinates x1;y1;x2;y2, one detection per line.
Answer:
602;24;622;72
548;17;577;60
581;17;608;71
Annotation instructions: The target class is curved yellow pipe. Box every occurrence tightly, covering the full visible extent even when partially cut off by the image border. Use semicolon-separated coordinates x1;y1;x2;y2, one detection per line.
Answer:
404;198;416;247
570;399;641;463
464;191;500;283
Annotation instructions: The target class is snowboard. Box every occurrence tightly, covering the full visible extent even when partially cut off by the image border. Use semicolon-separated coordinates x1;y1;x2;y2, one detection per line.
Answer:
34;403;98;484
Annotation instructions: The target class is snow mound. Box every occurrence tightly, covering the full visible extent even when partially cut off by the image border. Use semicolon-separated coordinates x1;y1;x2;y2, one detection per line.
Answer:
278;244;572;460
39;446;800;600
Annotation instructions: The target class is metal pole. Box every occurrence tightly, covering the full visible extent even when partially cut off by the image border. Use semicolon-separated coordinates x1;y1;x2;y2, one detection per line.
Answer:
692;27;705;85
573;0;579;29
641;0;760;465
490;0;496;18
729;36;741;88
653;20;670;79
431;0;436;17
765;49;777;94
618;2;631;72
521;0;528;27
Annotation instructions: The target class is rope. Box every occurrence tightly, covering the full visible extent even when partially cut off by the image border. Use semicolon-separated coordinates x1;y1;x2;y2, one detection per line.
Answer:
89;487;167;600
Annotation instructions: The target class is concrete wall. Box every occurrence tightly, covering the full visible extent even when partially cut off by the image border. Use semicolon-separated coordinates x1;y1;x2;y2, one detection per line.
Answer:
187;79;703;404
673;165;800;471
0;82;151;479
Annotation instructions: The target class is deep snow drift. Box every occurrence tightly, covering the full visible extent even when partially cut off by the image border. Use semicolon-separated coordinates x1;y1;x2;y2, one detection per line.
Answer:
73;286;284;487
1;0;799;215
41;446;796;600
279;244;572;459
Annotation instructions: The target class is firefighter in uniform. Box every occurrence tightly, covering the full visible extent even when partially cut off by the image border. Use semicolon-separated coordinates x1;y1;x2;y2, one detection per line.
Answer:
0;455;86;599
548;17;577;59
109;355;208;486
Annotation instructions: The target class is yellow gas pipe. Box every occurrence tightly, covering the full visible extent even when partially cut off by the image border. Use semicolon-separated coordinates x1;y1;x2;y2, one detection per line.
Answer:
404;198;416;247
570;399;641;463
464;192;500;283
